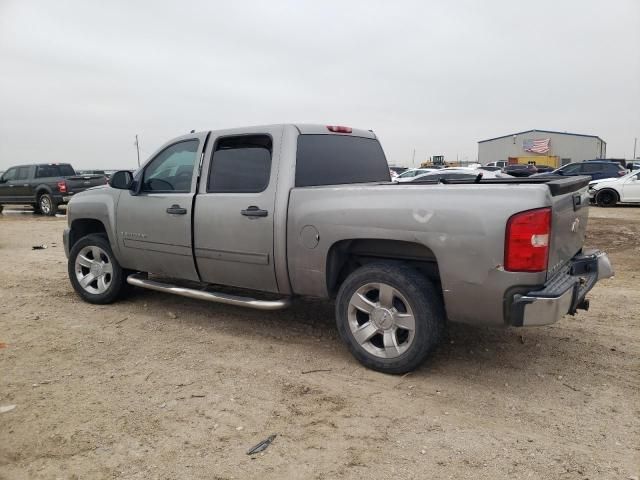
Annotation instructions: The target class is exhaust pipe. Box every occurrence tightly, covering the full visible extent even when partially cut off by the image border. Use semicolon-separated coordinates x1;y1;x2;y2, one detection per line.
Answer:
126;273;291;311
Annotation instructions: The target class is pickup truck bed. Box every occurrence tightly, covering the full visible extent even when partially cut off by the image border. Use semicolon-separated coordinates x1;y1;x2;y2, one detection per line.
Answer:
62;124;613;373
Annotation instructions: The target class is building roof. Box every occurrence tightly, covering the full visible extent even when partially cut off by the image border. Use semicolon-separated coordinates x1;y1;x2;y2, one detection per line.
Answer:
478;129;605;144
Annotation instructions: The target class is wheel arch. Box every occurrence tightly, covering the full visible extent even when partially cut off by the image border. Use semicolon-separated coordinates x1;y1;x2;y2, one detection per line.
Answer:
326;239;442;297
34;184;54;201
596;187;620;204
69;218;111;252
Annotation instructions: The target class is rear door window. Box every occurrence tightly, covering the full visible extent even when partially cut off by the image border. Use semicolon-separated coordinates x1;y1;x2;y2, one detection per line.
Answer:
36;166;57;178
561;164;582;174
296;135;390;187
207;135;272;193
16;167;30;180
36;165;76;178
582;163;603;173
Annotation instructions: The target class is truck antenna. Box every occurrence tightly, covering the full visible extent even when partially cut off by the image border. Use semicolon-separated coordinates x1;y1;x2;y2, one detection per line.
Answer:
134;134;141;167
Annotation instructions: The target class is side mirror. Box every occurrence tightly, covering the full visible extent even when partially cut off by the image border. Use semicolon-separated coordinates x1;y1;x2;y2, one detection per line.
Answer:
109;170;134;190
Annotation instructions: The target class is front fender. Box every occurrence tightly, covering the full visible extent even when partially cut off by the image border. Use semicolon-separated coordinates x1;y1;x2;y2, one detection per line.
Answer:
67;188;123;261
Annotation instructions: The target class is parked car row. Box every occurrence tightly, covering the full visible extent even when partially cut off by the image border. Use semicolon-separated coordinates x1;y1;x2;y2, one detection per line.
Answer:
391;159;637;191
392;166;513;183
532;160;627;180
480;160;632;181
588;169;640;207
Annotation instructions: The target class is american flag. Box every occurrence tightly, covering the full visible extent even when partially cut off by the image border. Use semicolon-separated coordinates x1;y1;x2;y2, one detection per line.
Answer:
523;138;551;154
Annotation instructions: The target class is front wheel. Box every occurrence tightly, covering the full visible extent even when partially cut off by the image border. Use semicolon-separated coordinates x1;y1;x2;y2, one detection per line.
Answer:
596;190;617;207
68;234;129;304
335;262;445;374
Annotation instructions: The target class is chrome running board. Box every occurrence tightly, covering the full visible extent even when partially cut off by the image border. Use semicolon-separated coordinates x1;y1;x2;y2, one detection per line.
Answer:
126;273;291;311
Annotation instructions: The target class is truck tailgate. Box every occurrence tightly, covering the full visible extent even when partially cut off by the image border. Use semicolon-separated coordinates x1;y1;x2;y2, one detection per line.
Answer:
65;175;106;194
546;176;590;278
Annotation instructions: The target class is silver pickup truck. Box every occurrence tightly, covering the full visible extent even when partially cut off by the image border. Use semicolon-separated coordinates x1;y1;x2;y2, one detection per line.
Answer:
63;124;613;373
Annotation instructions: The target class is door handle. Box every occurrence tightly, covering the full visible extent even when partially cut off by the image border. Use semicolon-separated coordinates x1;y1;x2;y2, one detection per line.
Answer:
166;204;187;215
241;206;268;217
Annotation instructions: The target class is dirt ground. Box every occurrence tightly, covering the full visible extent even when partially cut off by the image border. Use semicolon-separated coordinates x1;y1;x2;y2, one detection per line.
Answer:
1;206;638;480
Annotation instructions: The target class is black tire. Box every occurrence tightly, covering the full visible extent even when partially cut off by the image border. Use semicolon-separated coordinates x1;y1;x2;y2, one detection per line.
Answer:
335;261;445;374
38;193;57;216
596;189;618;207
68;234;130;304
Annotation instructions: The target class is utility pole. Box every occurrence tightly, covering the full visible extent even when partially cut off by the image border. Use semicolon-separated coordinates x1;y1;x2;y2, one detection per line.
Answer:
411;148;416;168
634;137;637;159
135;135;141;167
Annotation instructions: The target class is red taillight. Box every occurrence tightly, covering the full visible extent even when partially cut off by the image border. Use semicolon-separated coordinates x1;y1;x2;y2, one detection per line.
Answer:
57;181;67;193
327;125;352;134
505;207;551;272
618;171;625;176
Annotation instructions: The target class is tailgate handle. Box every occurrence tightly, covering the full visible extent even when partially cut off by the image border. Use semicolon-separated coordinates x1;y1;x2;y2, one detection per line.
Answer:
572;193;583;211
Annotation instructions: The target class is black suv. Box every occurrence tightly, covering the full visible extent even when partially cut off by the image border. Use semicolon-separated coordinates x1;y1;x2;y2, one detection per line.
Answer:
533;161;626;180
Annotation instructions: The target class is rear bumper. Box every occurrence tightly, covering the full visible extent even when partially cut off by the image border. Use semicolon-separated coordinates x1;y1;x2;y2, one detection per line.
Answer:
510;250;613;327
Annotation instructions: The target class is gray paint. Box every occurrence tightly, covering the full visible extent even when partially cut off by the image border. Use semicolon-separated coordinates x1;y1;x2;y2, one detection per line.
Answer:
479;130;607;165
286;180;586;326
66;124;593;327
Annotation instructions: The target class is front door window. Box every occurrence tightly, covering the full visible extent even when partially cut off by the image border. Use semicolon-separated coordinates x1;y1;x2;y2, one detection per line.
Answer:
142;140;199;193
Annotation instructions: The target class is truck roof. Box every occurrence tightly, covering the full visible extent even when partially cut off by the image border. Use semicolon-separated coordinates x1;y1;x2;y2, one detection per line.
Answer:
294;124;377;139
191;124;377;139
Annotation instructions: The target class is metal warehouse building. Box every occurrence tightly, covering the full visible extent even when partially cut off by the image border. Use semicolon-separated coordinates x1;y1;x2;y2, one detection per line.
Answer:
478;129;606;167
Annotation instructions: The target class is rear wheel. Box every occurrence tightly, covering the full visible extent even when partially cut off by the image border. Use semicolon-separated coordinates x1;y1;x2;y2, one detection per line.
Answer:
38;193;57;216
335;262;445;374
596;189;617;207
68;234;130;304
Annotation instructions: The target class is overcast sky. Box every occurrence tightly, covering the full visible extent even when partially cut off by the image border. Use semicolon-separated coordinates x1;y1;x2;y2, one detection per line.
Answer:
1;0;638;170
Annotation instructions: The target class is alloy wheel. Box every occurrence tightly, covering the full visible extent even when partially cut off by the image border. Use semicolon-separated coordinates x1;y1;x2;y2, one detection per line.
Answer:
347;282;416;359
74;245;114;294
40;196;51;215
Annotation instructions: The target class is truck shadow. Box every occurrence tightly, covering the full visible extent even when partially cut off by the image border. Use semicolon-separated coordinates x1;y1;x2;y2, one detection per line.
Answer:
130;288;601;386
